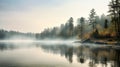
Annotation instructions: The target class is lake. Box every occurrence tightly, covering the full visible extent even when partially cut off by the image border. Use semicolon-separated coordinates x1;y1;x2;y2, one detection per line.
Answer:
0;40;120;67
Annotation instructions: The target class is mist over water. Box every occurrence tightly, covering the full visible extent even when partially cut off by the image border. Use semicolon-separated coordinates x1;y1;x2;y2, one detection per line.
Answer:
0;34;119;67
0;40;78;67
0;40;119;67
0;35;77;45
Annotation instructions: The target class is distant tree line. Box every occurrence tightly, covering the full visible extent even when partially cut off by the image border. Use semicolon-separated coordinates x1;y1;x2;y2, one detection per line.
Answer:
0;29;35;39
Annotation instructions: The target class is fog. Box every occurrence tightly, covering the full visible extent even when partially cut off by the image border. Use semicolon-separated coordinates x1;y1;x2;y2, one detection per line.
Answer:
0;40;77;48
0;35;79;46
0;35;118;67
0;40;114;67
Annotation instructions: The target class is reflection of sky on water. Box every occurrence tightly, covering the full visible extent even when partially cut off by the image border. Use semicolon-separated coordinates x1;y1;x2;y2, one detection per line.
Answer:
0;41;120;67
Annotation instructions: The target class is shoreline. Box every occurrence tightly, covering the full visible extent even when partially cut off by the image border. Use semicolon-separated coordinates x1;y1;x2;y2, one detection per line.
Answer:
74;39;120;45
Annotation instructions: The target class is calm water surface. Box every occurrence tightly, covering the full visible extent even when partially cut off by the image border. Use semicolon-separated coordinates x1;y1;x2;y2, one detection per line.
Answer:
0;40;120;67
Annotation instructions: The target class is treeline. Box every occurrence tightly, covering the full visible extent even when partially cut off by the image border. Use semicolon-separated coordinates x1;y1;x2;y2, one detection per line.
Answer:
36;9;112;40
36;0;120;41
0;29;35;40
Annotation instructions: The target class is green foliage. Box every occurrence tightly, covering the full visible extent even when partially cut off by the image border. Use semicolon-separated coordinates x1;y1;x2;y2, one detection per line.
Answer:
104;19;108;29
79;17;85;39
89;9;97;30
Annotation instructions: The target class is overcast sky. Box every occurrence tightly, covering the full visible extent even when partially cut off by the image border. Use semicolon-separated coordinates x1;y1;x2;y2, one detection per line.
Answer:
0;0;110;33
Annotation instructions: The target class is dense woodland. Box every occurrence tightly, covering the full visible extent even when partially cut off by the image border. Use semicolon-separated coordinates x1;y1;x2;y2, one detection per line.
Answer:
36;0;120;44
36;14;111;40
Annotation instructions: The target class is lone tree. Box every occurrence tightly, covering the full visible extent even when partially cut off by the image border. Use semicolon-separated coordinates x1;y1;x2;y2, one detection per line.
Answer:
108;0;120;40
68;17;74;37
80;17;85;40
89;9;97;31
104;19;108;29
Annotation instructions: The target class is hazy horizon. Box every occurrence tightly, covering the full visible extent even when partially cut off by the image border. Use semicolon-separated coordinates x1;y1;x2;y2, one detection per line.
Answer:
0;0;110;33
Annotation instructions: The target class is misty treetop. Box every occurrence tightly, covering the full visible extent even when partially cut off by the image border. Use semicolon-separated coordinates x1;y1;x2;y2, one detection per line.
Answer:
36;12;111;40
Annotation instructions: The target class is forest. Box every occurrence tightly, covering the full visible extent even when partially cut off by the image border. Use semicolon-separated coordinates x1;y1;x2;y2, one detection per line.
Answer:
36;0;120;45
36;13;111;40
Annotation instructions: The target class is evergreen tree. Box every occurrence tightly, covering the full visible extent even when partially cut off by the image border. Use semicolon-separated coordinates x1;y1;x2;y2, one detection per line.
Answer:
68;17;74;37
108;0;120;40
89;9;97;31
80;17;85;40
104;19;108;29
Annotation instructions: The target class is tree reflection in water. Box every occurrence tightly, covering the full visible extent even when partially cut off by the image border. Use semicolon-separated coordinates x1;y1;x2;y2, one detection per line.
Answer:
39;44;120;67
0;43;120;67
76;46;85;64
65;47;73;63
39;44;74;63
0;43;16;51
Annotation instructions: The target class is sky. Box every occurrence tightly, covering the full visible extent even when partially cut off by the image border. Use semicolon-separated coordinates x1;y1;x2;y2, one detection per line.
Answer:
0;0;110;33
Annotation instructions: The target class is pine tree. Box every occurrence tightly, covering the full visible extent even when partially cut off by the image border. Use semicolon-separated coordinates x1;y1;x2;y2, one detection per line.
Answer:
108;0;120;40
89;9;97;31
104;19;108;29
68;17;74;37
80;17;85;40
